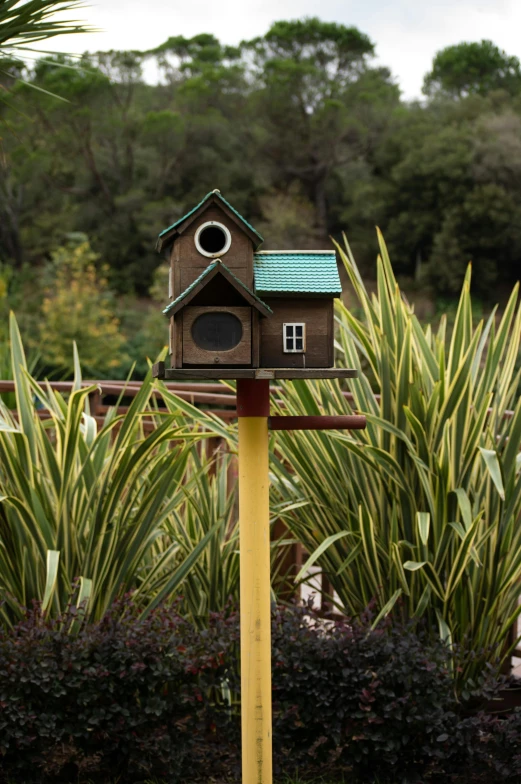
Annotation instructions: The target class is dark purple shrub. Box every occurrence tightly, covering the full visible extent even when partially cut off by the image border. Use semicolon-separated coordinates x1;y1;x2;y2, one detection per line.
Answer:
454;709;521;782
0;598;519;783
270;605;472;782
0;597;239;783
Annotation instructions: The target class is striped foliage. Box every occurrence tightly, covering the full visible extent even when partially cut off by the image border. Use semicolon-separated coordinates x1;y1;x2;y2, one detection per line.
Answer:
0;314;237;626
270;231;521;682
0;1;91;51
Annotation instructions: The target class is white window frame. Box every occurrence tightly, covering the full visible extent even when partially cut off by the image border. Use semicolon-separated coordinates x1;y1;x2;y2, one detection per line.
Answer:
283;322;306;353
194;221;232;258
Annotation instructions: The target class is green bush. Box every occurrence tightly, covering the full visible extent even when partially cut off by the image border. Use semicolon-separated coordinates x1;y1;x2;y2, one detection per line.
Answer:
0;245;168;381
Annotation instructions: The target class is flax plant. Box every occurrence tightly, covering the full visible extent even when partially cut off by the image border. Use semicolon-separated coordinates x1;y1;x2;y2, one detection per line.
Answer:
0;1;94;103
162;448;240;623
157;383;293;611
0;1;91;52
270;231;521;682
0;314;221;626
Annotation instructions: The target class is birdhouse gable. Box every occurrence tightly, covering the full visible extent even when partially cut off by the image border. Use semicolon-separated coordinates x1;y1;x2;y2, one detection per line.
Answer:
163;261;272;318
156;190;263;252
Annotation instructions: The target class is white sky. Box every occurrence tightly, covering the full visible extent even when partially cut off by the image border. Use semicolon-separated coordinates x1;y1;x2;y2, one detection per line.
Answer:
42;0;521;99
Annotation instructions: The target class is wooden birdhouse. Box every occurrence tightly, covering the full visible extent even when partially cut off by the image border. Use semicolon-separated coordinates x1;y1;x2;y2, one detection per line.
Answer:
153;189;354;381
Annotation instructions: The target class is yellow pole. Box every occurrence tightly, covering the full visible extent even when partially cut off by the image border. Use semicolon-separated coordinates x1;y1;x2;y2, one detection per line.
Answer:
237;379;272;784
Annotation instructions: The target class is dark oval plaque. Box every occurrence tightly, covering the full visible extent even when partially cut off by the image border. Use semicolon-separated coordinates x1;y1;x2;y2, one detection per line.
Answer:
191;312;243;352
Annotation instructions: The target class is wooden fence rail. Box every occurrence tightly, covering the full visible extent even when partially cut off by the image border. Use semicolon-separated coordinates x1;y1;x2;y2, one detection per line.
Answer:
0;379;515;420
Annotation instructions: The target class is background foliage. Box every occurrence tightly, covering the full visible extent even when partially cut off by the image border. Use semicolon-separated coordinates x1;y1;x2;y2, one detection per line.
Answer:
39;240;128;374
0;23;520;335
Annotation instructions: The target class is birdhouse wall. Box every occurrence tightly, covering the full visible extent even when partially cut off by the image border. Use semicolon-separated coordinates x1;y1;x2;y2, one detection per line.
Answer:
169;314;183;368
260;298;334;368
170;205;254;300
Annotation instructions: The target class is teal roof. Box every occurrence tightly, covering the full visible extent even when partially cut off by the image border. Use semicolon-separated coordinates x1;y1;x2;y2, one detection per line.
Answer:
158;190;263;248
253;251;342;296
163;260;271;318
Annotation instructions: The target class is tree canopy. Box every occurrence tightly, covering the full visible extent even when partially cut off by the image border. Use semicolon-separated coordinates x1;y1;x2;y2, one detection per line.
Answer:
0;20;520;304
423;40;521;98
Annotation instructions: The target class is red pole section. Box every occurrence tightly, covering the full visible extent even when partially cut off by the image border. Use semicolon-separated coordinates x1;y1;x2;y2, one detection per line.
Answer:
268;415;366;431
236;378;270;417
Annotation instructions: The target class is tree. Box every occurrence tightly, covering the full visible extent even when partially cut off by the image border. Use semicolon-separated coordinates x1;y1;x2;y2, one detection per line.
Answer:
149;33;242;88
423;40;521;98
380;121;475;280
4;51;161;290
369;94;521;296
243;18;399;236
427;183;521;296
0;1;93;273
146;33;259;235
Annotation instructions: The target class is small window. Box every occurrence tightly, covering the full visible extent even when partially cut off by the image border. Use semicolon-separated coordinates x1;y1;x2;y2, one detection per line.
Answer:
195;221;232;258
283;323;305;353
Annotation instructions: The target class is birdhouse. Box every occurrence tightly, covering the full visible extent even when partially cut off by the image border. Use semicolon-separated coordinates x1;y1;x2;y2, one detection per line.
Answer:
153;190;354;380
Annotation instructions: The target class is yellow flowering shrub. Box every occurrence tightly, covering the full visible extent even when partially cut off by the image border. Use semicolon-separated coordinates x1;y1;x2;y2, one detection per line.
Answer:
39;242;128;374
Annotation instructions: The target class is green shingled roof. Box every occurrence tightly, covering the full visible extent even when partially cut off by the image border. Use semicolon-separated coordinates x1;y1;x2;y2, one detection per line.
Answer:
163;260;271;318
253;251;342;296
158;190;263;247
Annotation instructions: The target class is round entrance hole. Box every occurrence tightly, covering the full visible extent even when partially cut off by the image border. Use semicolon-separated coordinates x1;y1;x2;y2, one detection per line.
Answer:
195;221;232;257
191;311;243;352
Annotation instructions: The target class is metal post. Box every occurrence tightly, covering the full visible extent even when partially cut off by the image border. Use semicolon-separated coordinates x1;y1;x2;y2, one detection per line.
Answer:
237;379;272;784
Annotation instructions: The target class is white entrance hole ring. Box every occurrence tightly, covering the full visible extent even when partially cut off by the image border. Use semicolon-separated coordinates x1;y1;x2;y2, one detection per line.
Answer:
195;221;232;258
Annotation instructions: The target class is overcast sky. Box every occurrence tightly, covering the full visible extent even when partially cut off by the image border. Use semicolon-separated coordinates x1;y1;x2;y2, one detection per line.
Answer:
44;0;521;99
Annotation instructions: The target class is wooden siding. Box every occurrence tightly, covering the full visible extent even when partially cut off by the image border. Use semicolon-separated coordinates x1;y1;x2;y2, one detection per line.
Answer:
260;298;334;368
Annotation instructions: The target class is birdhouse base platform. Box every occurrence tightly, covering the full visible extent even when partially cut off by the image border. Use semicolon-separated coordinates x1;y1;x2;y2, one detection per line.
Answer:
152;362;356;381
